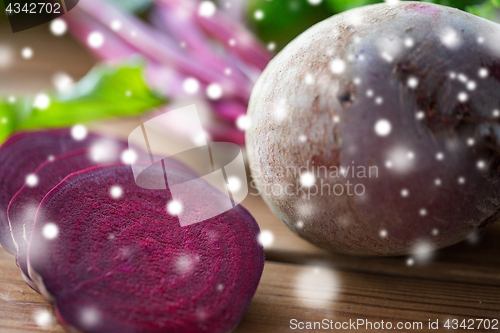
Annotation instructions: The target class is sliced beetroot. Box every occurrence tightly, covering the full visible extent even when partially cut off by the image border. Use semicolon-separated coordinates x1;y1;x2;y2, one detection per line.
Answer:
7;148;126;288
28;163;264;333
0;129;127;253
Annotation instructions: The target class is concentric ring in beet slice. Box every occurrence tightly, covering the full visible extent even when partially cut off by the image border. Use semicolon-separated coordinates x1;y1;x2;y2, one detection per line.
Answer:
28;163;264;333
0;128;127;253
8;147;129;289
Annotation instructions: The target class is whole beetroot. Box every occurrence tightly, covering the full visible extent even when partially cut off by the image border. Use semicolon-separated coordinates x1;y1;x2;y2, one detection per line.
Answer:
246;2;500;255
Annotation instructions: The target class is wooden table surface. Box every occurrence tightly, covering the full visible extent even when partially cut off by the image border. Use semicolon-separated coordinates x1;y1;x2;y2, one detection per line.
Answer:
0;22;499;333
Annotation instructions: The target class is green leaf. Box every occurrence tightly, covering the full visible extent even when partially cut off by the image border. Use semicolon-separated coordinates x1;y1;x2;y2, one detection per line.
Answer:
325;0;380;13
0;63;165;144
325;0;487;12
466;0;500;22
247;0;334;51
104;0;152;13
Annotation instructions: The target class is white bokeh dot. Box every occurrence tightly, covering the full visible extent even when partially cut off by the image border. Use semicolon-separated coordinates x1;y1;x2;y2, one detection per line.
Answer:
167;200;183;216
111;19;122;31
404;37;414;48
416;111;425;120
458;92;468;103
374;119;392;137
50;19;67;36
478;68;489;78
33;93;50;109
52;72;74;93
436;152;444;161
477;160;486;170
34;309;54;328
407;77;419;89
236;115;250;131
467;138;475;146
26;174;38;187
458;74;468;83
458;177;466;185
300;172;316;187
87;32;104;48
400;189;409;197
379;229;388;238
419;208;428;217
227;176;242;192
254;10;264;20
305;73;315;85
330;59;346;74
21;47;33;59
307;0;323;5
206;83;223;100
183;78;200;95
43;223;59;240
0;45;13;68
71;125;88;141
198;1;216;17
375;97;384;105
109;185;123;199
467;81;477;91
440;27;461;49
493;110;500;118
121;149;138;164
434;178;442;186
258;230;274;247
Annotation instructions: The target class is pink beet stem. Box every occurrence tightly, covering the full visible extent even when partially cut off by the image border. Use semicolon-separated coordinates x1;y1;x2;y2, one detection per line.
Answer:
77;0;251;101
66;8;194;99
152;4;252;87
154;0;272;71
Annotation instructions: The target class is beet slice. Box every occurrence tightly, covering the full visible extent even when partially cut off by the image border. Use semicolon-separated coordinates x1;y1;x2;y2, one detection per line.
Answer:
28;163;264;333
8;148;126;288
0;129;126;253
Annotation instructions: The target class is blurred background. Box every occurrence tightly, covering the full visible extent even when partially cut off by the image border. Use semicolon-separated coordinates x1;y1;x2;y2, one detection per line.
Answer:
0;0;499;148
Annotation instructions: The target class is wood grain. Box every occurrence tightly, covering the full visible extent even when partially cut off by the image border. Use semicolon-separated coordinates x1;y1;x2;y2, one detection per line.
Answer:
1;249;499;332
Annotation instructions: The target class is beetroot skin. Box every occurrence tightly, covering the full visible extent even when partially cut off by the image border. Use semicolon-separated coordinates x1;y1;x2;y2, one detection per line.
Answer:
8;148;125;288
0;129;126;253
28;163;264;333
246;2;500;255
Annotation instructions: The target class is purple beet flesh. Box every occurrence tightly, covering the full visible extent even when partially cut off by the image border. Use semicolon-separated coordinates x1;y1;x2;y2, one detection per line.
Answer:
28;163;264;333
0;129;126;253
8;148;125;288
